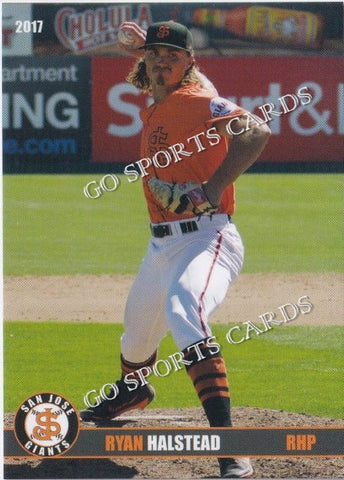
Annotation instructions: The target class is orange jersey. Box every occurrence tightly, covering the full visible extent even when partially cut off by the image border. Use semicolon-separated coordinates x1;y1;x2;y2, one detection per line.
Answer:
140;84;244;223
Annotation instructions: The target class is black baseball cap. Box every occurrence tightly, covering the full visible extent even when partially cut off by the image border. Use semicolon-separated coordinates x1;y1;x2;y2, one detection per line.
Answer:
140;21;193;52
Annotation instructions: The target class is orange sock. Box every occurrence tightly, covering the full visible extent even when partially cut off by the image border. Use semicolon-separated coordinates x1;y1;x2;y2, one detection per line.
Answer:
183;343;232;427
121;351;157;381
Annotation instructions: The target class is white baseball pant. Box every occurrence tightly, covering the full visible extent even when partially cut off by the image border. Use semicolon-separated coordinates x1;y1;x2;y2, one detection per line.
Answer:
121;213;244;362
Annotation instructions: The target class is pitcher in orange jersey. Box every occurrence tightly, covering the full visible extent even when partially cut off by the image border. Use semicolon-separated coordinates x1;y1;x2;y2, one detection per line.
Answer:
81;20;270;479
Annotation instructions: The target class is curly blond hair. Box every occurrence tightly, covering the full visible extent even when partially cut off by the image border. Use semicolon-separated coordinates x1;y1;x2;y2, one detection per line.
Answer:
126;58;204;94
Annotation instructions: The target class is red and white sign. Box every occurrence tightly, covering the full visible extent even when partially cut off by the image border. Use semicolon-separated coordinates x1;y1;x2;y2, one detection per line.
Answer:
91;57;343;163
92;57;151;162
55;4;152;53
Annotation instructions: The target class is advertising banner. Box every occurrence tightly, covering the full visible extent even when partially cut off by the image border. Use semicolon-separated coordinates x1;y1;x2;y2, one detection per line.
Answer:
91;57;150;163
29;3;343;58
3;56;91;172
203;56;343;163
31;3;153;55
91;56;343;164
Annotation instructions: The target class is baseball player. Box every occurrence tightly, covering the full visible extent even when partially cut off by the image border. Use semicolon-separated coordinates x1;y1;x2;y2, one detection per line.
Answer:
81;21;270;478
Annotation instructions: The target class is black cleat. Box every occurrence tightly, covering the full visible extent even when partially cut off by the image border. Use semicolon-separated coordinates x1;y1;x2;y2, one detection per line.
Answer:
80;380;155;421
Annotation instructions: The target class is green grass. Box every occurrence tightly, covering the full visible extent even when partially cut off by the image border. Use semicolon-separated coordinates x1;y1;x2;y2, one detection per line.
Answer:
4;321;343;418
233;173;343;272
3;174;149;275
3;173;343;274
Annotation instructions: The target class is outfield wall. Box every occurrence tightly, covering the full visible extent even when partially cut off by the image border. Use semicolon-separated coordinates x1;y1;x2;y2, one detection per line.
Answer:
3;55;343;174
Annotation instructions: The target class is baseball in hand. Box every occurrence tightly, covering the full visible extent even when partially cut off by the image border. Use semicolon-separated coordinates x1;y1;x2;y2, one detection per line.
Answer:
118;29;136;46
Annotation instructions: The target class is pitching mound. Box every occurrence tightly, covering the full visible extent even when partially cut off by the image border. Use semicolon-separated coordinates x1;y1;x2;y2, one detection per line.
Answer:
4;407;344;478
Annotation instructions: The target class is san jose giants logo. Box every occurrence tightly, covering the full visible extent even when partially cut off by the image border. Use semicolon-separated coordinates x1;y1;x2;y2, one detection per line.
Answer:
14;392;79;457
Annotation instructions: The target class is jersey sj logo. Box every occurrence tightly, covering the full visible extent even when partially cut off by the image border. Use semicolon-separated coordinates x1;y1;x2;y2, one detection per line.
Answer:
14;392;79;457
148;126;169;156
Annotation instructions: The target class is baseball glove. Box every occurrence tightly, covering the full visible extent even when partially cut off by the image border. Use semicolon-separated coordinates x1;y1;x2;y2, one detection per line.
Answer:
148;178;218;216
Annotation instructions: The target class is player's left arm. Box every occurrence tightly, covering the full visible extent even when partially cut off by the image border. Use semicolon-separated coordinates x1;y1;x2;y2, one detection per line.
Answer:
203;114;271;206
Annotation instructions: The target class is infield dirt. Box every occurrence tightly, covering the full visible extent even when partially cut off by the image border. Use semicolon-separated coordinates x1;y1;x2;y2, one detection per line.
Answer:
3;273;343;325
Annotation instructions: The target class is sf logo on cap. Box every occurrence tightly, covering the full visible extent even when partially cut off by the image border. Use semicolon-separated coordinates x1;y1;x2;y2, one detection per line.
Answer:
157;25;170;38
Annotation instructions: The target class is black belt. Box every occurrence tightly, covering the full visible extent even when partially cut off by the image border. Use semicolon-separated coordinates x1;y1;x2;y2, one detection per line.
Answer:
151;216;231;238
151;220;198;238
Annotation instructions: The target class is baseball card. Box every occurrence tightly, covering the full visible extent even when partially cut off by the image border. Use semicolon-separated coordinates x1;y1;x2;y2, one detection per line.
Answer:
2;1;343;479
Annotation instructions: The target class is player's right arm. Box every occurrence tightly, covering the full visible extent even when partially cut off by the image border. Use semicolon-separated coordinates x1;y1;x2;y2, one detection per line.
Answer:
118;21;147;58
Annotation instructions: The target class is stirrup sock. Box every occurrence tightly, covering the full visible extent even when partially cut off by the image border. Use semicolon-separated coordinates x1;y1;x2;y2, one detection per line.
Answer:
183;341;232;427
121;351;157;382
